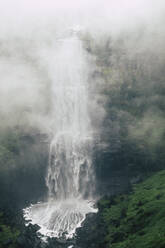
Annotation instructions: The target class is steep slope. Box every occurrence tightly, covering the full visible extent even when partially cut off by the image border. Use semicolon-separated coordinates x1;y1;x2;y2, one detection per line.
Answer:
77;170;165;248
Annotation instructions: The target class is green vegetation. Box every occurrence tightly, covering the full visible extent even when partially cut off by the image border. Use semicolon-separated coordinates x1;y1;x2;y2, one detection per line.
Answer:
104;170;165;248
0;213;20;248
77;170;165;248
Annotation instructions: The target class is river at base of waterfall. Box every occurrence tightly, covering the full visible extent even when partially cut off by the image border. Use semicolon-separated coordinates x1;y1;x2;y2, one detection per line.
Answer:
23;198;97;239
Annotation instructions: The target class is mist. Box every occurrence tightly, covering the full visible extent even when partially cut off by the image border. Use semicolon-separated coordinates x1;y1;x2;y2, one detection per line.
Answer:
0;0;164;135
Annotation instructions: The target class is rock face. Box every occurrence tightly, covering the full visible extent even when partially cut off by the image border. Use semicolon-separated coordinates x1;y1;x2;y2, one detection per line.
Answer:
0;130;49;211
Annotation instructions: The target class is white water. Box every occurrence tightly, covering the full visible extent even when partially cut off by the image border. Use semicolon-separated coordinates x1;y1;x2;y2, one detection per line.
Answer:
24;30;97;239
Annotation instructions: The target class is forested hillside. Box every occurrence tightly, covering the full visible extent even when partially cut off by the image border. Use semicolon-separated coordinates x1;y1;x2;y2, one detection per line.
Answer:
77;170;165;248
85;29;165;195
0;22;165;248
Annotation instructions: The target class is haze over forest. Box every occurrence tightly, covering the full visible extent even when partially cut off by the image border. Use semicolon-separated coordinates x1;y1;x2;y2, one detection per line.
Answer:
0;1;165;248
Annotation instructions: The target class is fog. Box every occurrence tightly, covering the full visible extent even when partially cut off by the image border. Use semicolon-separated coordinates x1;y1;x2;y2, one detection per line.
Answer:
0;0;164;136
1;0;164;31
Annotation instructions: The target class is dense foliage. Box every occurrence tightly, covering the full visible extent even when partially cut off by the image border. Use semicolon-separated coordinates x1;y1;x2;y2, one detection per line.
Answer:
77;170;165;248
0;212;20;248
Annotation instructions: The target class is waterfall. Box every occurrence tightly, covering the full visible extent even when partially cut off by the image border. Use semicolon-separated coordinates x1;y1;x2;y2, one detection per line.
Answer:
23;30;97;239
46;34;94;200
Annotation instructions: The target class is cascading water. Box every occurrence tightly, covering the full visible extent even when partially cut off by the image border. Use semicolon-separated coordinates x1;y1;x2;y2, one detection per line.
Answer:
46;33;94;200
24;29;97;238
